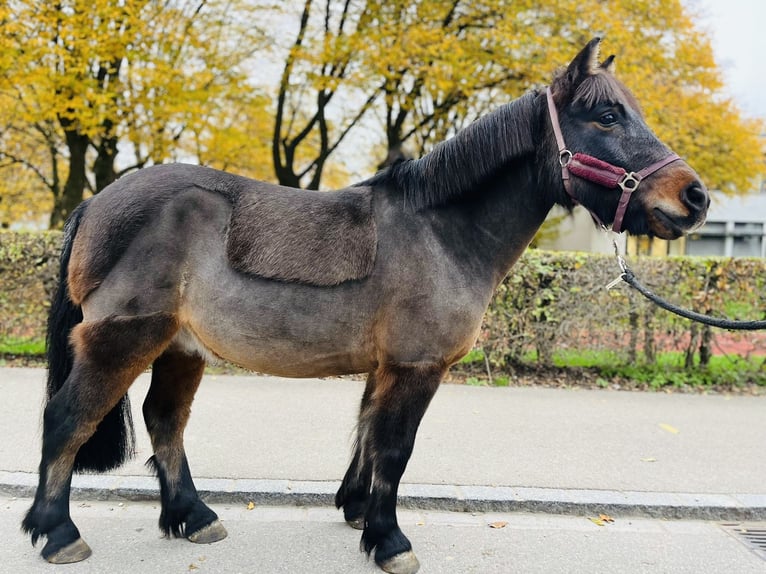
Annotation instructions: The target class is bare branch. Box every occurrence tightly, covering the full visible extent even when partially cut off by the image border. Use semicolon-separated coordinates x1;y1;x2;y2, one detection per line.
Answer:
0;151;55;191
298;87;380;183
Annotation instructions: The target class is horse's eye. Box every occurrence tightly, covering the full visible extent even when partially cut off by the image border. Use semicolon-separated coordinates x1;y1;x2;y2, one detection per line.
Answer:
598;112;618;127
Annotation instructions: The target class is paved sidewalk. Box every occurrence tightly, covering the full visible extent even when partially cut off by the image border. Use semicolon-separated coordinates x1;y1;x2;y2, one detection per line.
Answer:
1;367;765;519
5;498;766;573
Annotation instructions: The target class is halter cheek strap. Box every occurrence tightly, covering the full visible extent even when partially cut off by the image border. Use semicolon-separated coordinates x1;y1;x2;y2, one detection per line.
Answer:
545;87;681;233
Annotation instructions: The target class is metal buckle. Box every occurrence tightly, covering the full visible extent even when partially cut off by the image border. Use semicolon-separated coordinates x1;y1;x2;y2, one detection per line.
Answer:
612;238;628;272
559;150;572;167
618;172;641;192
605;237;628;290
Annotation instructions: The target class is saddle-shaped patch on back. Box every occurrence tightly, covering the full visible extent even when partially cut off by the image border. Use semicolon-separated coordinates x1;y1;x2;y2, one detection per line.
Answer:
227;186;377;286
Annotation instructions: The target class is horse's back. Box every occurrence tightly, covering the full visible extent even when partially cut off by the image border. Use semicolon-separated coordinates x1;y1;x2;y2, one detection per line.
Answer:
69;164;380;303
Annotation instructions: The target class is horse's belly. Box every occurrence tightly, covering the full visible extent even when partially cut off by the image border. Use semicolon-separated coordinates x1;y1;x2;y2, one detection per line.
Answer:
230;346;372;378
209;329;373;378
181;271;376;378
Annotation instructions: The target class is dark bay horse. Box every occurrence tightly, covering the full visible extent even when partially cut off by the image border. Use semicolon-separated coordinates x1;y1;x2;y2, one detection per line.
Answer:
23;39;708;573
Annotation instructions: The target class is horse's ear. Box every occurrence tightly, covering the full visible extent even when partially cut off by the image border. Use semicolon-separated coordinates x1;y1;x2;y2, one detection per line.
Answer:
600;54;616;74
566;37;602;86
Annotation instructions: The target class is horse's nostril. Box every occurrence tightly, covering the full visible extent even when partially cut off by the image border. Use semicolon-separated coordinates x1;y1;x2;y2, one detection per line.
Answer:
682;183;709;213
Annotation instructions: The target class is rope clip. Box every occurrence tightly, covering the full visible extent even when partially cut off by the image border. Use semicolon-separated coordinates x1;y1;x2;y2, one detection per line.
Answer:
605;237;628;290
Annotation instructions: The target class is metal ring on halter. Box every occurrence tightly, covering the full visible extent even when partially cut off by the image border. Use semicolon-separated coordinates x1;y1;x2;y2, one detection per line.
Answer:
618;172;641;192
559;150;572;167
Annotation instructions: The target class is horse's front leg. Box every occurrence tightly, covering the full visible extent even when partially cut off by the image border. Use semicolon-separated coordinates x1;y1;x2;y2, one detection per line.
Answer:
143;349;227;544
359;363;444;574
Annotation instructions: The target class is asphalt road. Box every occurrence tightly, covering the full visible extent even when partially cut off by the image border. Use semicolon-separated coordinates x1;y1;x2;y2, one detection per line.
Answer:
3;368;766;493
3;367;766;572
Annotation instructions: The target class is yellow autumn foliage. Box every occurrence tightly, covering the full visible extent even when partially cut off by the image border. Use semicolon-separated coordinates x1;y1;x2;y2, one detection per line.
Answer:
0;0;270;226
349;0;763;190
1;0;763;226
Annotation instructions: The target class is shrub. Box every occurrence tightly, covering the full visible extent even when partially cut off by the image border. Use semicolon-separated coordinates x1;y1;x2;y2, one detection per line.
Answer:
0;231;62;344
470;250;766;382
1;232;765;387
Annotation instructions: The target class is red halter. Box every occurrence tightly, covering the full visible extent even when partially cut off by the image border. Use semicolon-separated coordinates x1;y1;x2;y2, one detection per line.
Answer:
545;87;681;233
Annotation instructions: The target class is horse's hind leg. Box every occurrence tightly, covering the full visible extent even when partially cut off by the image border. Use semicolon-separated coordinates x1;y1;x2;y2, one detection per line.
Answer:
336;373;375;529
359;363;444;574
143;348;227;544
23;313;178;563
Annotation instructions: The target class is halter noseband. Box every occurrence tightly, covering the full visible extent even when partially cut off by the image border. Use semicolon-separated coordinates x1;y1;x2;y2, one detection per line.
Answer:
545;87;681;233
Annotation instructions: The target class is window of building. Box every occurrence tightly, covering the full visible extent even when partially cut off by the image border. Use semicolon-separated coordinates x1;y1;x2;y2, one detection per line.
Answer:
685;222;727;256
685;221;765;257
732;222;763;257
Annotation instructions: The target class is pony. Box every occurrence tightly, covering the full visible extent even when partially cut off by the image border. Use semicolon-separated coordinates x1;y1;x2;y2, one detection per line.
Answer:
22;39;707;573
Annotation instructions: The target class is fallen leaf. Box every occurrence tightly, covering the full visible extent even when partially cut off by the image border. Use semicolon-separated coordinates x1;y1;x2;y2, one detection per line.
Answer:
641;457;657;463
416;520;425;526
599;514;615;523
658;423;680;434
246;501;255;510
488;521;508;529
188;564;199;571
588;517;605;526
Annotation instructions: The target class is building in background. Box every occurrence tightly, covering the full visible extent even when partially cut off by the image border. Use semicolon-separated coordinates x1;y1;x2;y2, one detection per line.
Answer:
682;188;766;258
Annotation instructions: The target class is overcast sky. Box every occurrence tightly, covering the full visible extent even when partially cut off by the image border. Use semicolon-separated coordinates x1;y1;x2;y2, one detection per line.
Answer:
693;0;766;119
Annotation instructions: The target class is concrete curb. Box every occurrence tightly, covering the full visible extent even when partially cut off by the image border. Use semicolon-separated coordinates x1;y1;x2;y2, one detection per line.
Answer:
3;471;765;521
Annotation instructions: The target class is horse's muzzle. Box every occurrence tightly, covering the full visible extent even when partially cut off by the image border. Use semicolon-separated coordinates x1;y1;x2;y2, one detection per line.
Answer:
681;182;710;222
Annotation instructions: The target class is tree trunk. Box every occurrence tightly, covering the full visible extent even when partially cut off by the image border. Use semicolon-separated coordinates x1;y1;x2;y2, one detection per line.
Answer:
627;308;638;364
50;128;89;229
274;157;302;188
699;324;712;366
684;324;699;369
94;132;119;192
378;141;411;170
643;308;656;364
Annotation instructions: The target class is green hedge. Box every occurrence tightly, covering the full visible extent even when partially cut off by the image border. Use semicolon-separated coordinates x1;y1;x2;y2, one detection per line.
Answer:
0;231;62;343
2;231;765;382
476;250;766;377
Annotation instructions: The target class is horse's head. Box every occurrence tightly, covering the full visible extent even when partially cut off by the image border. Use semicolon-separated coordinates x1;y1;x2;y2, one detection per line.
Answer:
547;38;708;238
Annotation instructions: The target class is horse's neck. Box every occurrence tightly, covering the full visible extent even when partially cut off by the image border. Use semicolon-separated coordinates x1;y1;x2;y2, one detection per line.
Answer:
414;91;557;286
439;170;554;287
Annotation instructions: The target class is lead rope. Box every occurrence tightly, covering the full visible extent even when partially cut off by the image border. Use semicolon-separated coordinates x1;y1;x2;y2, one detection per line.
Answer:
606;238;766;330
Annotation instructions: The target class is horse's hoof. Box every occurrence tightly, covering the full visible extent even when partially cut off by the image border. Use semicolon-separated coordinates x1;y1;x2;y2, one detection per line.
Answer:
44;537;92;564
188;519;228;544
346;516;365;530
378;550;420;574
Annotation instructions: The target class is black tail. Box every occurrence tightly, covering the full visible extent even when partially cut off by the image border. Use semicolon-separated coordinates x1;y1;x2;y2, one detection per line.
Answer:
46;200;135;473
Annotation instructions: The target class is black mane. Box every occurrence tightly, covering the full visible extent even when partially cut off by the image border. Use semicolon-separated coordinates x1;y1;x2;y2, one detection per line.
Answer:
359;90;541;209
